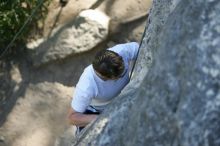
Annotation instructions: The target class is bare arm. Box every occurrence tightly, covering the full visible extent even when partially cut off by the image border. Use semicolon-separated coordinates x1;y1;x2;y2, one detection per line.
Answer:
68;108;98;127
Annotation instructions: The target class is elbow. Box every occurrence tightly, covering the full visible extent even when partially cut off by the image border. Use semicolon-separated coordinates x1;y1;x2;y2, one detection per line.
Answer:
68;111;78;126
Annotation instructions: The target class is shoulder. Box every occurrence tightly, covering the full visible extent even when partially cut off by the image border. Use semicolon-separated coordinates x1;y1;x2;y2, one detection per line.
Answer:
108;42;139;60
76;65;95;92
108;42;138;52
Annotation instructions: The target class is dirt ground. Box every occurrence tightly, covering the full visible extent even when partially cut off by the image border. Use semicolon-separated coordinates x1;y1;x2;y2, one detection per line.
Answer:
0;0;152;146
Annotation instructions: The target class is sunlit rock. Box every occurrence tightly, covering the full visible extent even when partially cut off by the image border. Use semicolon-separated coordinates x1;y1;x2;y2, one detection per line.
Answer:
32;9;110;67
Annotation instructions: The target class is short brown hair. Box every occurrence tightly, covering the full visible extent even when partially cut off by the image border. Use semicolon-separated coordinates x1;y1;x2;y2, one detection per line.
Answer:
92;50;125;79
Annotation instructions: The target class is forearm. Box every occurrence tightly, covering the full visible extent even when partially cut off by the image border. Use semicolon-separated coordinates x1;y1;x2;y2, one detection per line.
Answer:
69;112;98;127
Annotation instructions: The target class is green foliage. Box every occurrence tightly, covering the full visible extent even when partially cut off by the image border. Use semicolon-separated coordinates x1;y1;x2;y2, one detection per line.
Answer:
0;0;50;52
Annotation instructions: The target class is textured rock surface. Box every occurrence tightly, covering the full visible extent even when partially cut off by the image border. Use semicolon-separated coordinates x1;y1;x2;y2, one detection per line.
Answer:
72;0;220;145
32;9;109;67
0;82;72;146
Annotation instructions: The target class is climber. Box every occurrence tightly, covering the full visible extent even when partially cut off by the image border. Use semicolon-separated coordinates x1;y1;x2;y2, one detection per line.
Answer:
68;42;139;135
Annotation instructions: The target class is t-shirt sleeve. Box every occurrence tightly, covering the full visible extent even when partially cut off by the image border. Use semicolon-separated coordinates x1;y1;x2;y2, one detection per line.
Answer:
71;70;94;113
118;42;139;61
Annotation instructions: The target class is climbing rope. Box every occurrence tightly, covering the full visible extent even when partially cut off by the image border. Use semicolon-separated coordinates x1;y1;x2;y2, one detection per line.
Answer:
0;0;45;59
129;20;148;79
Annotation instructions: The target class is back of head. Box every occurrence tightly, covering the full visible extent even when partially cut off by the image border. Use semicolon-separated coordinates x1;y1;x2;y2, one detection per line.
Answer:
92;50;125;79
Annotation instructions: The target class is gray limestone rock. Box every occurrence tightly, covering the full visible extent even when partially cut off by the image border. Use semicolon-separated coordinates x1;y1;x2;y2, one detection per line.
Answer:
72;0;220;146
31;9;109;67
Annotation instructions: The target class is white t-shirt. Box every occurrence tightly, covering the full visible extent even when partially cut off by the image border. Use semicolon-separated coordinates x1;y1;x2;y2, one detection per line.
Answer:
71;42;139;113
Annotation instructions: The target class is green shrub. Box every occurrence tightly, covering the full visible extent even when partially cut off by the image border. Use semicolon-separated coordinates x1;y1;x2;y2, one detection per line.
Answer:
0;0;51;54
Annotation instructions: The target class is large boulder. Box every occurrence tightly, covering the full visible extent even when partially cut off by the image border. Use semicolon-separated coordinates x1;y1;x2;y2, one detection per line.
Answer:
43;0;99;37
31;9;110;67
72;0;220;145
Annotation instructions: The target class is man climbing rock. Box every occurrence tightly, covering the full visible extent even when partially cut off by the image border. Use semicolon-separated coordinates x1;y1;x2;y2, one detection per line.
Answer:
68;42;139;135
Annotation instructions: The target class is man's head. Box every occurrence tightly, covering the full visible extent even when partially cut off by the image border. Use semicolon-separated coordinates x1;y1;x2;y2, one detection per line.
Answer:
92;50;125;80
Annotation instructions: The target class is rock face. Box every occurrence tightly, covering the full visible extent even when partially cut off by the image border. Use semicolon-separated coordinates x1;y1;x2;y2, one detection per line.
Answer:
32;9;109;67
72;0;220;146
